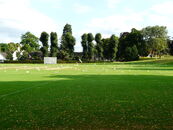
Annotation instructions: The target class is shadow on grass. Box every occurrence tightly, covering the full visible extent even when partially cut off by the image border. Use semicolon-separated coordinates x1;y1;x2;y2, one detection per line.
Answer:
0;74;173;129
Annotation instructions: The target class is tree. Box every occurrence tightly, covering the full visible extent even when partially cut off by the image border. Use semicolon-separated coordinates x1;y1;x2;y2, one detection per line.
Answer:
142;26;167;40
50;32;58;57
87;33;94;60
5;43;20;60
20;32;39;52
81;33;88;60
117;30;140;61
95;33;103;60
19;51;29;60
142;26;168;57
109;35;119;61
149;38;167;57
63;24;72;35
22;44;32;53
29;51;42;60
59;50;70;60
7;43;18;53
6;52;13;60
117;32;129;60
61;24;76;59
168;39;173;55
102;38;110;60
0;43;8;52
40;32;49;57
61;32;75;57
130;29;147;56
124;45;139;61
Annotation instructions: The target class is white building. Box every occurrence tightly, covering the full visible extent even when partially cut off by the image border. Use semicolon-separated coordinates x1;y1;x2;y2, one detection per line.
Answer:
12;47;22;60
0;53;6;62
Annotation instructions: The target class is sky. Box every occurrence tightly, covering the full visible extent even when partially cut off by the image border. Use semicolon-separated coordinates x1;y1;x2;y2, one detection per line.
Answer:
0;0;173;52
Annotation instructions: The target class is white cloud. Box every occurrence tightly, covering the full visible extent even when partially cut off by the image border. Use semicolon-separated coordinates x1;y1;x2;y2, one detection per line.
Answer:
0;0;59;43
151;1;173;15
74;3;92;14
86;1;173;38
37;0;62;9
107;0;122;9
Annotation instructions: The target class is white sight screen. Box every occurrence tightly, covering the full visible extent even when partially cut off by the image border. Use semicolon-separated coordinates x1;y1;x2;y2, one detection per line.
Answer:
44;57;57;64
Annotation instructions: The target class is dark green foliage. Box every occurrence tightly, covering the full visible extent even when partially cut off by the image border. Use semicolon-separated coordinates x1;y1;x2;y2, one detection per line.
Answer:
61;32;75;57
22;44;32;53
4;60;43;64
40;32;49;48
50;32;58;57
118;30;140;61
168;40;173;55
109;35;119;61
20;32;39;52
19;51;29;60
40;32;49;57
124;45;139;61
0;43;8;52
59;50;70;60
102;38;110;60
61;24;76;59
29;51;43;60
95;33;103;60
7;43;19;53
2;25;170;62
16;52;21;60
63;24;72;35
101;35;119;61
81;33;88;59
130;29;147;56
117;32;129;60
40;46;49;57
87;33;94;60
6;52;13;60
50;47;58;57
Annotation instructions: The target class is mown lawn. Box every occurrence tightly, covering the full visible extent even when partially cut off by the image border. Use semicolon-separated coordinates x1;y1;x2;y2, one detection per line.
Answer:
0;57;173;129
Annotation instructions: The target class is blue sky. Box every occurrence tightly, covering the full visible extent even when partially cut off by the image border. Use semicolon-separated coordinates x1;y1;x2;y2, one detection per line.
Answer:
0;0;173;51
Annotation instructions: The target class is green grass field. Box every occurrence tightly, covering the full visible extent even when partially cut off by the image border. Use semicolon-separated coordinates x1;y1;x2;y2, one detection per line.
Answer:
0;57;173;129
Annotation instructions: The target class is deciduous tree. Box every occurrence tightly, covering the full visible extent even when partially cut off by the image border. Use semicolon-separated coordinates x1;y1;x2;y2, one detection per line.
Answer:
21;32;39;52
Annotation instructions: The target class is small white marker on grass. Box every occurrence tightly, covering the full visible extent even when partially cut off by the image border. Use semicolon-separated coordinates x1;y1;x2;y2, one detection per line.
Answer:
26;71;30;74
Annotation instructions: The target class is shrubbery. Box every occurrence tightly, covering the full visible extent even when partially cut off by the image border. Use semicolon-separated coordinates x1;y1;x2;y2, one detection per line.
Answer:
4;60;43;64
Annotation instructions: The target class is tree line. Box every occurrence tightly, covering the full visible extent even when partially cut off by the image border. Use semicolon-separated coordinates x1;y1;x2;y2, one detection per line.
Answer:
0;24;173;62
